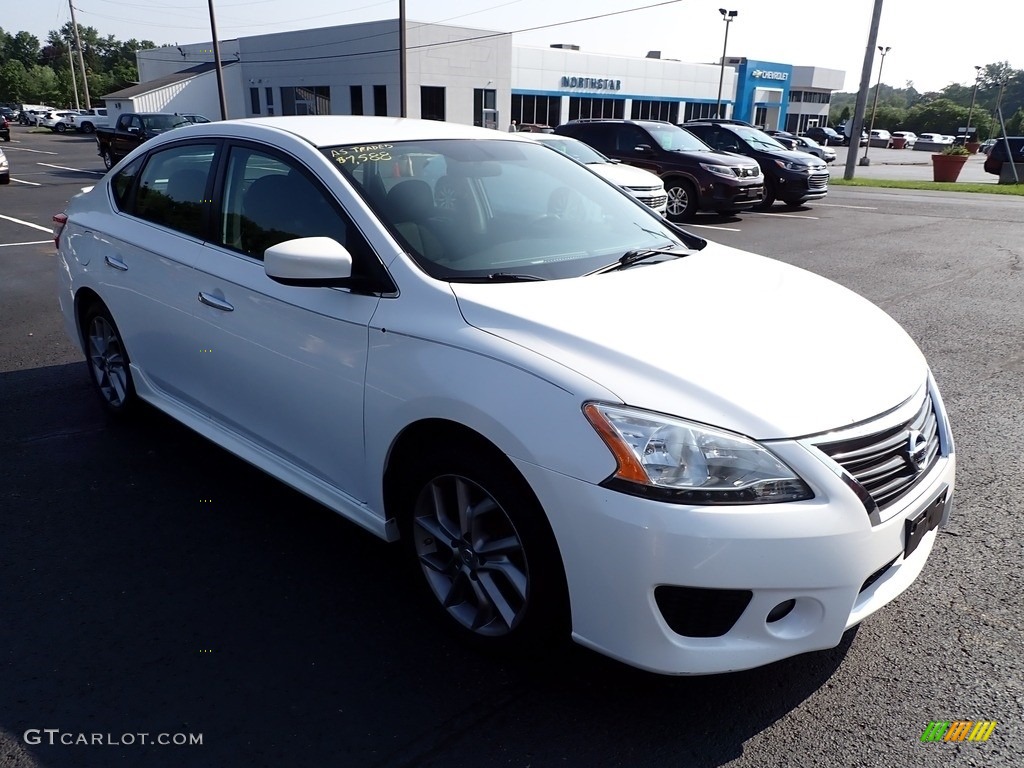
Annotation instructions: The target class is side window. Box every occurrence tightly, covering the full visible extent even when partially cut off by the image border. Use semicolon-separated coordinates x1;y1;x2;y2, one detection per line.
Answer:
617;126;650;152
219;146;386;286
110;156;145;211
132;143;217;239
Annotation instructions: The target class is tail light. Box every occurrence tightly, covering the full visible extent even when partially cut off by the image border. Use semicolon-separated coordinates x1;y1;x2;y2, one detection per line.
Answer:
52;213;68;249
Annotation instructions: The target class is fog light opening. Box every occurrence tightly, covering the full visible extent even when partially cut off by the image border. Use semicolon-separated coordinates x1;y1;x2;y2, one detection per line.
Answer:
767;599;796;623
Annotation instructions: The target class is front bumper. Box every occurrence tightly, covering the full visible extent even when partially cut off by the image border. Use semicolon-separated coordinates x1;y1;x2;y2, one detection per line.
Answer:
515;385;955;675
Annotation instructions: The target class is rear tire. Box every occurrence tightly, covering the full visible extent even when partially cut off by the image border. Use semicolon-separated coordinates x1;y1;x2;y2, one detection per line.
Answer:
101;150;114;171
83;303;137;416
55;123;67;133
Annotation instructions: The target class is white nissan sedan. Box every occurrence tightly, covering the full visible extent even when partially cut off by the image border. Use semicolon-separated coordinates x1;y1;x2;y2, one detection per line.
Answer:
54;116;955;675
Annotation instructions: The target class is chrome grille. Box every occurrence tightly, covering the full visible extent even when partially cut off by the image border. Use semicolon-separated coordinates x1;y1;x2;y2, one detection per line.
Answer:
636;194;668;209
815;392;941;510
808;173;829;190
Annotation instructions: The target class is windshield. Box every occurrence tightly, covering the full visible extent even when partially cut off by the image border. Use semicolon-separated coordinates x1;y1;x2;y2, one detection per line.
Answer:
644;123;713;152
142;114;189;133
325;139;695;281
731;126;787;151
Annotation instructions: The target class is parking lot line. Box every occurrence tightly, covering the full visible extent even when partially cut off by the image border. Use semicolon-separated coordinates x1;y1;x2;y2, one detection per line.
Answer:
0;240;52;247
688;223;743;232
815;202;879;210
37;162;105;176
748;211;819;219
8;178;42;186
0;213;53;233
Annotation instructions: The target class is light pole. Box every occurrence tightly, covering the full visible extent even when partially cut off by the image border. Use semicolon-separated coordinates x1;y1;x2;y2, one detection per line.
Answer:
715;9;738;119
859;45;889;166
965;65;982;146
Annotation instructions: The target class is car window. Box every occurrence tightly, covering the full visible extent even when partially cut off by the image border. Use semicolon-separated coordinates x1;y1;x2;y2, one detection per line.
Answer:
219;145;385;288
132;144;217;239
643;123;710;152
328;138;689;281
110;156;146;210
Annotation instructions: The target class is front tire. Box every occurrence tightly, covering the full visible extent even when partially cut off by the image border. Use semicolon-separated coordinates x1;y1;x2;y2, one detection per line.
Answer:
664;179;698;222
403;444;569;653
83;303;136;415
55;123;67;133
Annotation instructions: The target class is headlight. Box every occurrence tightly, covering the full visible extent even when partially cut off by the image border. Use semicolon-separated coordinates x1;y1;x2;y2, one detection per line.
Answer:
583;403;813;504
773;159;816;172
699;162;739;179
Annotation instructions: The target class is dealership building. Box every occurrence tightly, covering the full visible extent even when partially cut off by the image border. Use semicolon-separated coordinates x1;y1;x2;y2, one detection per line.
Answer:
114;19;843;135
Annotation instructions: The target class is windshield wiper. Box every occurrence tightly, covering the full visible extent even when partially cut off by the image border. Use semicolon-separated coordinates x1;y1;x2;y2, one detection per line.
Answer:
588;247;685;275
451;272;546;283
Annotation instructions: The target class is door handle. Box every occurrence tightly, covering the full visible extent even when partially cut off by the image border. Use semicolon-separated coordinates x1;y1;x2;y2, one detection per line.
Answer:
198;292;234;312
104;254;128;271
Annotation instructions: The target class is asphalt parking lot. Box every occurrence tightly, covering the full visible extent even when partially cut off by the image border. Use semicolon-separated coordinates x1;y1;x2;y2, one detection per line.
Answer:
1;124;1022;767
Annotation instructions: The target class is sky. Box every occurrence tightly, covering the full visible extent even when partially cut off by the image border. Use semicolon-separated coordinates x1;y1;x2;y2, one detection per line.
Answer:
5;0;1021;95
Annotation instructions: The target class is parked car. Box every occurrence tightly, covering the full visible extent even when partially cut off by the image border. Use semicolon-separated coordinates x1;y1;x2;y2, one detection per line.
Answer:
41;110;79;133
764;130;798;150
525;133;668;216
0;115;10;142
979;138;997;155
70;107;109;133
791;135;836;163
682;120;829;208
553;119;763;221
22;108;54;126
803;126;844;146
0;146;9;183
839;124;868;146
891;131;917;149
983;136;1024;176
95;112;190;169
514;123;553;133
178;113;212;124
869;129;892;148
918;133;952;146
52;115;956;676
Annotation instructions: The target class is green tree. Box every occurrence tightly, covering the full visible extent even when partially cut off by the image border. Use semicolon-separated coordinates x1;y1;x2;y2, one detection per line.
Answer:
6;30;42;69
24;64;61;106
904;98;968;136
0;59;29;103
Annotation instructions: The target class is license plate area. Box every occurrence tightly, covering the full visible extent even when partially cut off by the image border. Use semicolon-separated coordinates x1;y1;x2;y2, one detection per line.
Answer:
904;491;946;559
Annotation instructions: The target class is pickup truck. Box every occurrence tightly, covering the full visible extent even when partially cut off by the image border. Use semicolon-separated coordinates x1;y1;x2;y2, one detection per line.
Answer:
95;113;190;170
70;108;109;134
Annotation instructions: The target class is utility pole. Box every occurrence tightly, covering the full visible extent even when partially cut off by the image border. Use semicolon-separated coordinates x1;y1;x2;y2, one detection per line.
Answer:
207;0;229;120
68;0;91;108
67;41;80;110
399;0;407;117
843;0;884;180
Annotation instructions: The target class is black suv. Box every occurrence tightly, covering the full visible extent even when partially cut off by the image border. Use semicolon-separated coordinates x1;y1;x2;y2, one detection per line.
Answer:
553;119;763;221
682;121;829;208
982;137;1024;177
803;126;844;146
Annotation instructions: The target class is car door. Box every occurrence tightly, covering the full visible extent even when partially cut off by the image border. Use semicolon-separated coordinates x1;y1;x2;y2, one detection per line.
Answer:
86;142;218;401
186;143;389;502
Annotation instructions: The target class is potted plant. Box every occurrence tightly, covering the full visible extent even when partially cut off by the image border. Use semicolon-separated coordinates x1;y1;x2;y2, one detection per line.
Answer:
932;144;970;182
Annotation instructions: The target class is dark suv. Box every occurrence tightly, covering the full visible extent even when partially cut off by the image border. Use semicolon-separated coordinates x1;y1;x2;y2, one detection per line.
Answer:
683;121;829;208
553;119;763;221
803;126;844;146
983;137;1024;177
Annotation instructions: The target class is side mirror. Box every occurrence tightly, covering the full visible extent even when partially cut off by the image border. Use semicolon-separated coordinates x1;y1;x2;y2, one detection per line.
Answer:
265;237;354;287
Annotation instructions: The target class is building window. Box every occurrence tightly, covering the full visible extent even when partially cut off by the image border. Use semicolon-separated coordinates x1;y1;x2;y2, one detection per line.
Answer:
568;97;623;121
250;87;260;115
754;106;768;127
373;85;388;116
630;99;679;123
265;87;274;116
474;88;497;127
510;94;560;129
280;86;330;116
420;86;445;121
683;102;720;121
350;85;364;116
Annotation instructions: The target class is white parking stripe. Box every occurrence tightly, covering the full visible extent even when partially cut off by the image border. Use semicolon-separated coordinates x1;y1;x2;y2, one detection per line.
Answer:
3;147;59;155
37;162;105;175
747;211;819;219
687;223;742;232
0;214;53;233
0;240;52;247
9;178;42;186
814;202;879;210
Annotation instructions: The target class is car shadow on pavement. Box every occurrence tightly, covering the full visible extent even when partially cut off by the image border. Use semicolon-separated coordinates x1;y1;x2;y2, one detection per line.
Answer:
1;362;854;768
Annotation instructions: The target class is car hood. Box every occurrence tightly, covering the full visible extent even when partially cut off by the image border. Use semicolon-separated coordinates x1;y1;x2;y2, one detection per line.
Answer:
587;161;662;188
449;245;926;440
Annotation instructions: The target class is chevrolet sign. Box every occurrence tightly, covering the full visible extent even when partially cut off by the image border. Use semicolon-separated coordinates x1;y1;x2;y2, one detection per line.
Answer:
751;69;789;81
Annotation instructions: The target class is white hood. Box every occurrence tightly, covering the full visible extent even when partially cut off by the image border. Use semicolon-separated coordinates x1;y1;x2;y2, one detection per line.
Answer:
450;245;926;440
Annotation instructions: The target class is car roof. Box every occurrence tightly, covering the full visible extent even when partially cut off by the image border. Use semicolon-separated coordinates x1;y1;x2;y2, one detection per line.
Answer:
177;115;515;147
